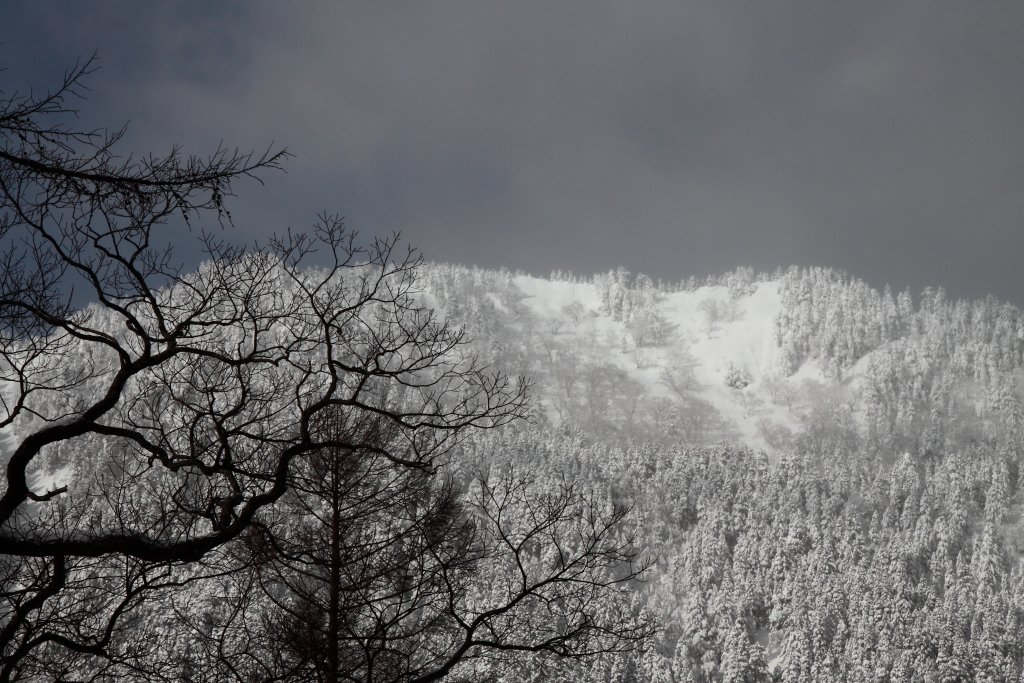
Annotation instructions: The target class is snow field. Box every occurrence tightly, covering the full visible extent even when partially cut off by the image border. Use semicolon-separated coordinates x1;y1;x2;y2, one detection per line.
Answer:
513;275;838;452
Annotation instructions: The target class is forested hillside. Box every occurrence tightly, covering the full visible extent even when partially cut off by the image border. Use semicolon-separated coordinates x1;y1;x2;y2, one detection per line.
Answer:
6;260;1024;682
419;263;1024;682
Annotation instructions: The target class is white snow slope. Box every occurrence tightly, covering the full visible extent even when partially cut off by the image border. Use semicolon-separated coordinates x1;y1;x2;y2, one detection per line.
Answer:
512;275;845;452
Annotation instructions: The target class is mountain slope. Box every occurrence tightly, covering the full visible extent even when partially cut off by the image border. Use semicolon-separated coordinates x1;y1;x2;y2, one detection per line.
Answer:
423;263;1024;460
513;276;805;449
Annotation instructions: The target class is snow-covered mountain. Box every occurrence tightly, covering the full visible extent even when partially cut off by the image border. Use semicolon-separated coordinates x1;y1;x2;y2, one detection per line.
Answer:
512;275;809;450
421;264;1024;679
8;260;1024;680
422;263;1024;458
12;261;1024;501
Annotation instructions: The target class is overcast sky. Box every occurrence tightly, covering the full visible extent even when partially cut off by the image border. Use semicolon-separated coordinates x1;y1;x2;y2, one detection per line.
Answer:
4;2;1023;304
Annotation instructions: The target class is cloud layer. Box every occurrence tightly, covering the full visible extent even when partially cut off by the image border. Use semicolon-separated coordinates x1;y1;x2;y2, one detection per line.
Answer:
4;1;1023;303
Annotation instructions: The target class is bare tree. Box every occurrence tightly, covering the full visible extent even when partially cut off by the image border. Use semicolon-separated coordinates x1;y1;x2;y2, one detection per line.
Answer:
177;408;481;683
676;397;729;444
546;339;582;424
755;417;793;451
659;345;700;399
0;59;527;681
186;435;653;683
731;389;765;419
698;299;723;339
420;467;653;682
560;300;586;327
763;373;798;410
610;374;646;439
579;361;615;434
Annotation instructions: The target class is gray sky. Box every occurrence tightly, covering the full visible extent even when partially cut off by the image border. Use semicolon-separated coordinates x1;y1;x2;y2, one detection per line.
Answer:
4;2;1023;304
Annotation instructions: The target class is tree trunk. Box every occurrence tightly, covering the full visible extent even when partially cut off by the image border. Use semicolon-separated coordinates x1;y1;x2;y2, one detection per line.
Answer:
328;452;342;683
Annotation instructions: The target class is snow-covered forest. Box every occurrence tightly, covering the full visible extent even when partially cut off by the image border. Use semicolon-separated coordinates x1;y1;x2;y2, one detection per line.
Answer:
416;262;1024;681
6;254;1024;681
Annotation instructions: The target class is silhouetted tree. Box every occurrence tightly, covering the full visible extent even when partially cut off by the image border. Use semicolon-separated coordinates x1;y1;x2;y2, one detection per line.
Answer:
0;58;528;681
206;430;654;683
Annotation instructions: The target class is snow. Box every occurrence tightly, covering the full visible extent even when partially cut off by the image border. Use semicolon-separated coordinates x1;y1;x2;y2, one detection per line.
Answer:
0;388;73;497
513;275;840;451
0;382;15;466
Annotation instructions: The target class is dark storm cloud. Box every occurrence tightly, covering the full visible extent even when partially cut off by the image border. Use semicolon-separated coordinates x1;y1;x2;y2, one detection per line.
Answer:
3;1;1023;304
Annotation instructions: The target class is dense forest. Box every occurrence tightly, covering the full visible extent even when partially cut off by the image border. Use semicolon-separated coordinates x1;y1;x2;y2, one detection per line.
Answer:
418;263;1024;682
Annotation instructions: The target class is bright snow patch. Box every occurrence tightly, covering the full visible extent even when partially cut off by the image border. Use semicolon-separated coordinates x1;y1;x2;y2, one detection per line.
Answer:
513;276;840;451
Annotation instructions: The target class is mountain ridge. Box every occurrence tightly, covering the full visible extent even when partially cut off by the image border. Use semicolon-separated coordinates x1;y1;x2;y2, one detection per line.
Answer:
422;263;1024;458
